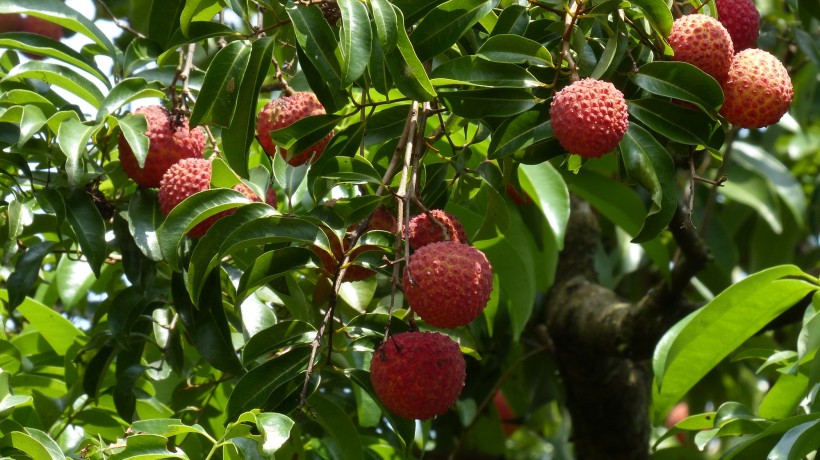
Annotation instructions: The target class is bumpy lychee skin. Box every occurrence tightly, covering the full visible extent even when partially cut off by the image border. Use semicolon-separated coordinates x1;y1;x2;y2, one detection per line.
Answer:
118;106;205;188
715;0;760;52
407;210;467;250
370;331;466;420
256;92;333;166
720;49;793;129
549;78;629;158
403;241;493;329
667;14;734;83
158;158;214;238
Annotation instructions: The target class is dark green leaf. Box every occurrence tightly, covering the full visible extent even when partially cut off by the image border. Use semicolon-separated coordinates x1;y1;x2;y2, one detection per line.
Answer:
124;189;164;261
629;0;673;37
4;61;104;108
0;32;108;84
6;241;56;311
339;0;372;86
96;79;165;122
628;98;718;147
431;56;542;88
241;320;316;364
630;62;724;113
410;0;497;61
148;0;184;48
118;113;150;170
491;5;529;36
439;88;537;119
189;41;252;128
619;123;677;243
237;248;315;305
488;109;552;159
61;188;107;276
309;394;365;460
385;6;436;101
268;114;340;164
477;34;553;67
370;0;397;52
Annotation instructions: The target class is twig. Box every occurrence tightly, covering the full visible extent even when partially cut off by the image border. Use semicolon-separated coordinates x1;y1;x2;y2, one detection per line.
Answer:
699;126;737;234
94;0;146;39
556;0;583;86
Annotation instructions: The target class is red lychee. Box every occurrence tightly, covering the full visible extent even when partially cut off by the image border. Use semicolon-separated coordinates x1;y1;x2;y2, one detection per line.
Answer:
720;49;793;129
118;106;206;188
407;210;467;250
256;92;333;166
715;0;760;52
20;16;63;60
667;14;734;83
158;159;269;237
493;391;520;437
549;78;629;158
403;241;493;329
0;14;23;33
370;331;466;420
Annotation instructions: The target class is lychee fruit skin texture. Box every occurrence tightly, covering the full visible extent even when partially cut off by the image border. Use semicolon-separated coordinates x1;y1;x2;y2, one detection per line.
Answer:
549;78;629;158
407;210;468;250
370;331;466;420
720;49;793;129
403;241;493;329
256;92;333;166
158;159;214;238
715;0;760;52
667;14;734;83
119;106;206;188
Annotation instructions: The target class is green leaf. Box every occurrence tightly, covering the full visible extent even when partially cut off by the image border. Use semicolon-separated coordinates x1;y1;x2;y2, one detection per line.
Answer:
96;78;165;122
221;37;275;178
630;62;724;113
189;41;252;128
55;255;96;309
438;88;537;119
477;34;553;67
370;0;397;52
118;113;150;169
237;248;315;305
148;0;184;48
6;241;55;311
242;320;316;364
652;265;818;423
628;98;718;147
267;114;340;164
309;394;365;460
314;156;384;185
720;161;783;234
108;433;187;459
410;0;497;61
721;414;820;460
629;0;674;37
0;32;109;84
0;0;116;55
160;23;242;63
430;56;543;88
488;109;552;159
58;188;107;276
0;90;56;117
385;6;436;101
758;372;808;420
173;271;245;376
0;371;32;417
491;5;528;36
257;413;295;455
225;347;313;422
339;0;372;86
767;419;820;460
3;61;104;108
16;297;83;356
180;0;223;35
17;105;46;147
619;123;677;243
157;188;252;267
519;162;569;249
56;115;96;188
0;428;64;460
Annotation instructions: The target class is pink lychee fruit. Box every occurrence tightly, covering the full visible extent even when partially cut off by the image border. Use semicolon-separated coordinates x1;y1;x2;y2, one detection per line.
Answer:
407;210;468;250
370;331;466;420
720;49;793;129
118;106;206;188
403;241;493;329
715;0;760;52
549;78;629;158
0;14;23;33
667;14;734;83
256;92;333;166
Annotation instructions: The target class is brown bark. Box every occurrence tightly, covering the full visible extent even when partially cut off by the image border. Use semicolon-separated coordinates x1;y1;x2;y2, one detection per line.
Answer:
544;199;710;459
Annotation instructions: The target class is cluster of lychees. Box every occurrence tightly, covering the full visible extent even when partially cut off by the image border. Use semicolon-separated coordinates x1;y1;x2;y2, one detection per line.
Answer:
666;0;793;128
118;91;330;237
370;211;494;420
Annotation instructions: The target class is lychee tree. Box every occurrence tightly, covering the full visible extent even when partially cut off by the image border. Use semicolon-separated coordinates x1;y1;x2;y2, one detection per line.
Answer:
0;0;818;458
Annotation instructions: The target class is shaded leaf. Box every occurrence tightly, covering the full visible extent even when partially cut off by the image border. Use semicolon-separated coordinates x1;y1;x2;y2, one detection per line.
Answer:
189;41;252;128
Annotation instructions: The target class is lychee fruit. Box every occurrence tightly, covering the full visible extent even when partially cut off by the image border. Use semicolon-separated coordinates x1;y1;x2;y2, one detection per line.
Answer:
370;331;466;420
715;0;760;52
720;49;793;129
403;241;493;329
506;183;532;205
21;16;62;40
158;159;272;237
667;14;734;83
118;105;206;188
549;78;629;158
407;210;467;250
256;92;333;166
0;14;23;33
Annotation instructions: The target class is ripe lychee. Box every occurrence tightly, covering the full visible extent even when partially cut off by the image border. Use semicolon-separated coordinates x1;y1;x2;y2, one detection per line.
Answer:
21;16;62;40
0;14;23;33
720;49;793;129
407;210;467;250
667;14;734;83
256;92;333;166
118;105;206;188
403;241;493;329
549;78;629;158
370;331;466;420
715;0;760;52
158;159;273;237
